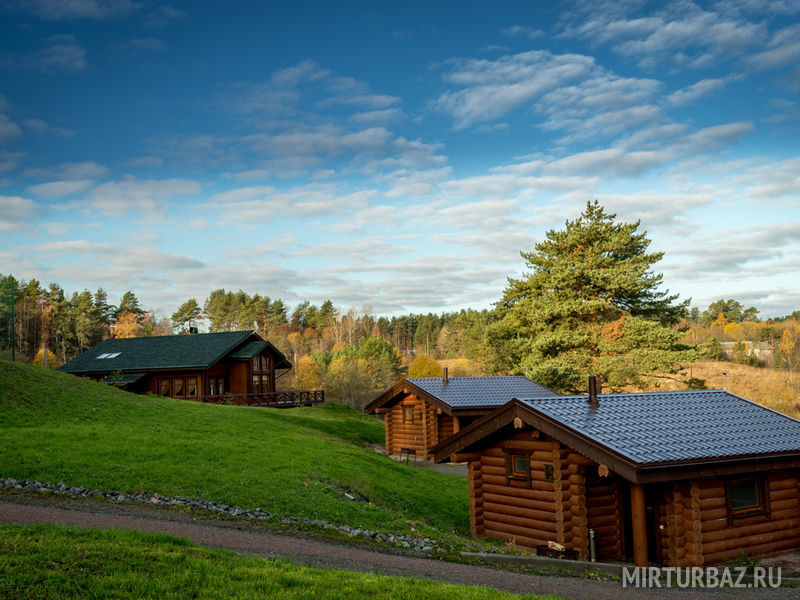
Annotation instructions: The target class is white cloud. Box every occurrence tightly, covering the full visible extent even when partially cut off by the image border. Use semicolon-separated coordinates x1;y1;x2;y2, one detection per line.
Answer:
745;25;800;70
80;176;201;217
9;34;89;73
27;179;94;199
500;25;544;38
433;49;668;140
22;118;74;137
667;78;728;106
0;114;22;141
561;3;765;70
0;195;40;231
25;160;108;180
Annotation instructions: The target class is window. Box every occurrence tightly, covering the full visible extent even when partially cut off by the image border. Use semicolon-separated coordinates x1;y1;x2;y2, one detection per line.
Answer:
504;449;532;487
173;378;184;397
208;376;224;395
402;406;414;423
186;377;198;397
159;379;171;396
544;463;555;482
96;352;121;359
250;352;272;393
727;476;769;520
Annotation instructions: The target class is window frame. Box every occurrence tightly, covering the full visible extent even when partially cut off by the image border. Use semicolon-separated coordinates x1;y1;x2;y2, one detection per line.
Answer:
504;448;532;487
726;475;770;522
402;405;414;423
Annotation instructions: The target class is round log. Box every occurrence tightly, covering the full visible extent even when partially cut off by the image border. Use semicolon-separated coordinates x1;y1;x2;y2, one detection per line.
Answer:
701;527;800;556
770;487;799;502
482;520;555;542
482;528;545;552
482;491;555;510
771;498;799;512
483;510;558;533
481;500;558;522
702;518;800;544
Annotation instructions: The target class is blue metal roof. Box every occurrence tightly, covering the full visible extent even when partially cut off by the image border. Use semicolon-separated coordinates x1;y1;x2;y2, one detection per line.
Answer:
518;390;800;465
408;376;557;408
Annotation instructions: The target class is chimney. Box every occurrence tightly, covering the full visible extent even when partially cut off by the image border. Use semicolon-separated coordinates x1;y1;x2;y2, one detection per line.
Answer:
588;375;600;405
443;366;449;384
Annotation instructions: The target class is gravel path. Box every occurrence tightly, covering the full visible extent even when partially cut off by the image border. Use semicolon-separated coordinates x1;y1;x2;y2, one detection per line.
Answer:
1;497;796;599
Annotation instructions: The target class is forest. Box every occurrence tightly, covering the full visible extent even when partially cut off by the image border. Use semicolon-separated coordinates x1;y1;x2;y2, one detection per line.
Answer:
2;203;800;411
2;275;799;408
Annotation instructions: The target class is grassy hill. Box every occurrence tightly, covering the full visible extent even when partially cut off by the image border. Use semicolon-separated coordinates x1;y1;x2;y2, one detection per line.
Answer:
0;361;467;536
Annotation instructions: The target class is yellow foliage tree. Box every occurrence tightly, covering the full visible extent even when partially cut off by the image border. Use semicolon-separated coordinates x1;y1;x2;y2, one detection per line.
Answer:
294;354;320;390
449;357;476;376
712;312;730;329
111;311;140;338
33;346;58;369
724;322;745;342
780;329;795;364
407;354;442;377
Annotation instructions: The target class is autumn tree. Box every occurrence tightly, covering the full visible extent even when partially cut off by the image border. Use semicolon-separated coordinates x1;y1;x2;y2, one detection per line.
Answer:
111;311;141;338
487;201;693;392
408;354;442;377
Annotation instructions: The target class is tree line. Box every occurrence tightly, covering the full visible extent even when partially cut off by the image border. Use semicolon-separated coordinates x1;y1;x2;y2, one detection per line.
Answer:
3;202;800;406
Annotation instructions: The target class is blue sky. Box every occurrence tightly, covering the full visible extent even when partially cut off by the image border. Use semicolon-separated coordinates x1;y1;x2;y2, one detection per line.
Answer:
1;0;799;318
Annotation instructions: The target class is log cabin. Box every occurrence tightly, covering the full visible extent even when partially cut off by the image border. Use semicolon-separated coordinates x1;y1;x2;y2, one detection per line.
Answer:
431;386;800;567
365;373;556;459
58;330;300;404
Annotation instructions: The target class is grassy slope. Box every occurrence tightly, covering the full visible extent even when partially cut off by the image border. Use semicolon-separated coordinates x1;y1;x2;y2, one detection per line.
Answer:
0;524;555;600
0;361;467;535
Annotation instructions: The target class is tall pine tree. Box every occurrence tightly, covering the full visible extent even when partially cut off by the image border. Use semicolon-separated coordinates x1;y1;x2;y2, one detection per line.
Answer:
487;201;693;392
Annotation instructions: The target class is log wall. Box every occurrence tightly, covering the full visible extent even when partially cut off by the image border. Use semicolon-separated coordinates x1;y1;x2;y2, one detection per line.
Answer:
472;431;601;558
386;394;428;457
438;415;455;442
694;471;800;565
585;468;624;560
656;471;800;566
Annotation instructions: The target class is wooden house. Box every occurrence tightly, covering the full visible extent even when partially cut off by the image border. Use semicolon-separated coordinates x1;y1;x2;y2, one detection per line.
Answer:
365;374;556;459
431;388;800;567
57;331;315;405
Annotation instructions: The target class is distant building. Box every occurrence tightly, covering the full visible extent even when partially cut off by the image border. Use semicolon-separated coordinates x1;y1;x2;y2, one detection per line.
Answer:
58;330;295;402
366;374;557;459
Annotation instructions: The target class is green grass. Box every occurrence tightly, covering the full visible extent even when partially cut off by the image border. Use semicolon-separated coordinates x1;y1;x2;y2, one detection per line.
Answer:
0;524;556;600
0;360;467;535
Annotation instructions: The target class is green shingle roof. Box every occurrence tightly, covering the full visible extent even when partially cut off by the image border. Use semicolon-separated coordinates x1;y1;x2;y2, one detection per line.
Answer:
58;331;256;374
227;340;269;359
102;372;147;385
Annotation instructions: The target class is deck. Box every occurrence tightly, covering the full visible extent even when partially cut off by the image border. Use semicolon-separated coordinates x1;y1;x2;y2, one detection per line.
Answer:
199;390;324;408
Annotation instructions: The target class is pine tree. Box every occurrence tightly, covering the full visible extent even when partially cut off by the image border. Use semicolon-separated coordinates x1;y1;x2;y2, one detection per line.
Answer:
172;299;202;333
487;201;693;392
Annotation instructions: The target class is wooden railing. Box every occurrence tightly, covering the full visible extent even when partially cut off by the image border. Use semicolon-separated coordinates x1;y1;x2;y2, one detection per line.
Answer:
199;390;324;408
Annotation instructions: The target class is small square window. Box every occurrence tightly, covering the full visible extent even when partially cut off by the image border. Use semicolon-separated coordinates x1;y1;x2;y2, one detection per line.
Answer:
505;450;532;487
727;476;769;520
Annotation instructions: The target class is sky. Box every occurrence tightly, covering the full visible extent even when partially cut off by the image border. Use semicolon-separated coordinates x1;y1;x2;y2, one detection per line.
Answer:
1;0;799;319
